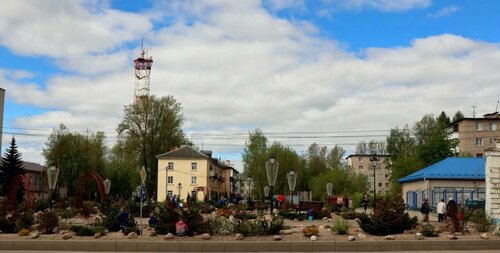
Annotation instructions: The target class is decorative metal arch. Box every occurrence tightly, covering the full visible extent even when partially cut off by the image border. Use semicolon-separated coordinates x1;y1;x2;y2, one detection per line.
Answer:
74;172;107;208
6;174;35;210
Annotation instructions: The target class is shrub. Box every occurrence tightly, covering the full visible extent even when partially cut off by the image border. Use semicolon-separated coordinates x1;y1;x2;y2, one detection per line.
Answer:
470;209;492;232
35;199;49;212
277;209;306;221
55;207;77;219
232;219;257;236
420;224;439;237
302;225;319;237
331;218;350;235
313;208;331;219
154;201;180;235
340;209;363;220
81;201;97;217
70;225;108;236
204;215;233;235
18;228;30;236
94;204;121;232
0;219;16;233
357;194;417;236
15;211;34;231
36;210;59;234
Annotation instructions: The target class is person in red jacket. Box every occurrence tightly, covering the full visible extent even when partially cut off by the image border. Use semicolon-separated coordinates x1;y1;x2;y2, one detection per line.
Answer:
277;194;285;208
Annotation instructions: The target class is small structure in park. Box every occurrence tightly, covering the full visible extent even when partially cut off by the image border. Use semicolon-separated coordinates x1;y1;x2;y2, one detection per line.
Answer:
399;157;485;210
485;141;500;224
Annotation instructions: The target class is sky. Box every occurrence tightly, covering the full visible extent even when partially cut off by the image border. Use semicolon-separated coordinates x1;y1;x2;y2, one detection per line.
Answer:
1;0;500;171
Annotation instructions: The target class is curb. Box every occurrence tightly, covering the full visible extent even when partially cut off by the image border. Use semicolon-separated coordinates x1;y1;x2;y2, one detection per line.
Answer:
0;239;500;252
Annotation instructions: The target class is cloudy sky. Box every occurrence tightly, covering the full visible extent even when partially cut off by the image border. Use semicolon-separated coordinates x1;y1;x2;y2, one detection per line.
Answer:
1;0;499;171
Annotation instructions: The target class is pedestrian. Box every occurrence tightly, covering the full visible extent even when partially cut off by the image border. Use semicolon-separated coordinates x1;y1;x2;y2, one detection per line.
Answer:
436;199;446;222
117;206;129;230
175;219;189;236
361;193;369;212
307;208;313;222
420;198;430;224
446;197;459;231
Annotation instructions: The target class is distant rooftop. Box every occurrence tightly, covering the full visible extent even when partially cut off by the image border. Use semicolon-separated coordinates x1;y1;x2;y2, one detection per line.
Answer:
398;157;485;183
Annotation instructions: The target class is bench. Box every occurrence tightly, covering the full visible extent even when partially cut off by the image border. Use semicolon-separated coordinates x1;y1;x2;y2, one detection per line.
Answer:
298;201;324;212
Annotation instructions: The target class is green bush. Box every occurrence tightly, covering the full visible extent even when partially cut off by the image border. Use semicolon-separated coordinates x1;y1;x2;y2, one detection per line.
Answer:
204;215;233;235
70;225;95;236
94;204;121;232
420;224;439;237
35;199;49;212
54;207;77;219
154;201;180;235
81;201;97;217
313;208;331;219
15;211;34;231
302;225;319;237
470;209;492;232
232;219;257;236
0;219;16;233
357;194;417;236
331;218;350;235
277;209;306;221
340;209;364;220
35;210;59;234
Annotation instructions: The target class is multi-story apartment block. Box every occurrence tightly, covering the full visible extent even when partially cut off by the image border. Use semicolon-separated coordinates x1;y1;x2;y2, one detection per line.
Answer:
346;154;392;194
449;112;500;158
156;146;239;202
23;161;46;199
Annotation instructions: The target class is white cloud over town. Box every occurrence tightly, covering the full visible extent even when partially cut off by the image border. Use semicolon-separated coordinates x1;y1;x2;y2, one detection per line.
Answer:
1;0;499;170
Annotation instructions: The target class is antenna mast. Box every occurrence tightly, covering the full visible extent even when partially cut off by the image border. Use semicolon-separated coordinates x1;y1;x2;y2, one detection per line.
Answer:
133;37;153;103
496;100;499;112
472;106;476;118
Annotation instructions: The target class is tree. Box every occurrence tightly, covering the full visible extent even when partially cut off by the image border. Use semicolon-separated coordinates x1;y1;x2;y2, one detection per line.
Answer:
355;141;368;155
242;129;268;199
267;142;303;197
413;114;437;146
356;140;386;155
305;143;329;176
43;124;106;197
117;95;187;196
104;139;140;199
326;145;345;169
309;167;369;200
414;114;457;166
0;136;25;196
452;111;464;123
436;111;451;128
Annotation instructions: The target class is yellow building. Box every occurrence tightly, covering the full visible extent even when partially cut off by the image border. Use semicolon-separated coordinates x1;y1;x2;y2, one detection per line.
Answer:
156;146;239;202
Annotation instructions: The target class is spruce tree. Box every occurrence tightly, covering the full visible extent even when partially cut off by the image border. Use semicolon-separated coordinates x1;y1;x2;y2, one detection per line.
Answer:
0;136;25;196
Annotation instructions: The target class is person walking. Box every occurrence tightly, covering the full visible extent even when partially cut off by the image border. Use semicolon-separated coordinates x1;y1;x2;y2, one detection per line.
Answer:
420;198;430;224
446;197;459;231
361;193;369;212
436;199;446;222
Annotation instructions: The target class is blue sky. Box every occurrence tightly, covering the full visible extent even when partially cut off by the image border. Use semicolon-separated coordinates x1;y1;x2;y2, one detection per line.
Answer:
1;0;499;169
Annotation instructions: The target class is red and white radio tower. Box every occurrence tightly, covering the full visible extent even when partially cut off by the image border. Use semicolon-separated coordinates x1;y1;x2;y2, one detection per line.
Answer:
133;39;153;102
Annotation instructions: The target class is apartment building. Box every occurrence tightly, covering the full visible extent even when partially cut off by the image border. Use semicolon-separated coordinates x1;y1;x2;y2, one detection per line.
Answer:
23;161;46;199
156;146;240;202
346;154;392;194
449;112;500;158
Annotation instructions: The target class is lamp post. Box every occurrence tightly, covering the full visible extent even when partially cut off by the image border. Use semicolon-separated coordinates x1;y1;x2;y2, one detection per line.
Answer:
139;166;147;235
370;155;379;209
177;183;182;199
326;183;333;196
287;171;297;207
104;178;111;205
47;166;59;209
264;186;270;209
265;155;279;212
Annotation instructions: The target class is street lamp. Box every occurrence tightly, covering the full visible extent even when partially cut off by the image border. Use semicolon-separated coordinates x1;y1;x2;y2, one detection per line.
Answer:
104;179;111;195
139;166;147;235
47;166;59;209
326;182;333;197
287;171;297;207
265;155;279;212
177;182;182;198
370;155;379;209
264;186;270;199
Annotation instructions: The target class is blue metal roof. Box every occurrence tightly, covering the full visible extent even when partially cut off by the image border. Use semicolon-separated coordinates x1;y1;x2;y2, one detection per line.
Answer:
398;157;485;183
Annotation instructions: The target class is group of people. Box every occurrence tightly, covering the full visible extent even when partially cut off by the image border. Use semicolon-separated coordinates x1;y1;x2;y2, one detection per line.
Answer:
420;198;459;224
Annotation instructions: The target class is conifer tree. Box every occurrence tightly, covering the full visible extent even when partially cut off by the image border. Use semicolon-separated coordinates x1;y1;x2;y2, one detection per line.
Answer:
0;136;25;196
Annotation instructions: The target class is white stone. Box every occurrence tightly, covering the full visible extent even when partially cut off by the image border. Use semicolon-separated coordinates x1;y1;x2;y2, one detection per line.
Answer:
164;233;174;240
357;233;366;239
347;236;355;241
235;233;244;240
127;232;137;239
415;233;424;240
52;227;59;234
319;225;325;229
63;233;72;240
220;230;230;236
447;234;458;240
279;230;293;235
480;233;489;239
31;231;40;239
94;232;102;238
327;218;332;222
273;235;282;241
202;233;211;240
311;235;318;241
322;217;328;220
385;235;395;240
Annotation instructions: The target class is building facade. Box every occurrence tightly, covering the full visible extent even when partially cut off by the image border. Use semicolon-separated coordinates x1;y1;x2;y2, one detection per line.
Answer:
0;88;4;153
156;146;240;202
23;161;46;200
346;154;392;194
449;112;500;158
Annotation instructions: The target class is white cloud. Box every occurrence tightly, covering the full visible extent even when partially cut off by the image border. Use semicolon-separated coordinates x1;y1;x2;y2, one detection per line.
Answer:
2;0;500;166
428;5;460;19
329;0;432;12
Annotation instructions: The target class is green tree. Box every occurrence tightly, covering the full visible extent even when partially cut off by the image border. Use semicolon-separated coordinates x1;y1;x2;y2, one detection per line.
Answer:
0;136;25;196
43;124;106;197
309;167;369;200
326;145;345;169
104;139;140;199
356;140;385;155
414;114;457;165
452;111;464;123
117;95;187;195
242;129;268;199
305;143;328;176
267;142;303;197
436;111;451;128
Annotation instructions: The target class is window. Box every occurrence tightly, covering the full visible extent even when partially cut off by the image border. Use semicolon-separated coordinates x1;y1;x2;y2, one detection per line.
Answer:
385;174;388;178
168;162;174;170
191;162;197;171
385;183;389;187
167;176;173;184
475;123;483;131
167;191;173;197
476;153;483;158
359;165;363;170
492;123;497;131
191;176;197;184
358;157;363;161
378;183;382;187
476;138;483;146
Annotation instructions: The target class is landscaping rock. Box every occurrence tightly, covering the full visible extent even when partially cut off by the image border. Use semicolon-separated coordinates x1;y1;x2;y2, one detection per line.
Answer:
273;235;282;241
220;230;230;236
415;233;424;240
293;218;299;222
63;233;72;240
480;233;489;240
52;227;59;234
202;233;211;240
149;231;157;237
447;234;458;240
31;231;40;239
229;215;236;222
94;232;102;238
311;235;318;241
127;232;137;239
235;233;244;240
385;235;395;240
357;233;366;239
327;218;332;222
322;217;328;220
434;227;441;233
453;232;462;236
347;236;355;241
0;230;2;234
319;225;325;229
279;230;293;235
494;225;500;236
164;233;174;240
